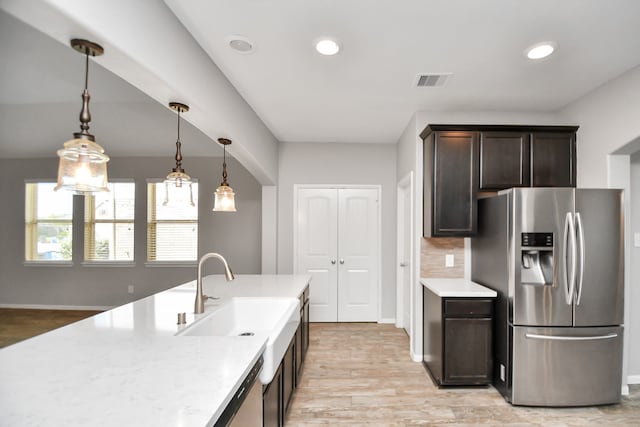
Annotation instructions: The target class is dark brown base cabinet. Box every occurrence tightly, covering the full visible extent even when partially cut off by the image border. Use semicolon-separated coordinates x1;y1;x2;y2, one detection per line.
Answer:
263;285;310;427
283;338;295;413
262;364;282;427
296;286;310;386
423;287;493;386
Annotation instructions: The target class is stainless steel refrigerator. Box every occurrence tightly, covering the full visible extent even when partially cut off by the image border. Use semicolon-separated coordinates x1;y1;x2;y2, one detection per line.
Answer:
471;188;624;406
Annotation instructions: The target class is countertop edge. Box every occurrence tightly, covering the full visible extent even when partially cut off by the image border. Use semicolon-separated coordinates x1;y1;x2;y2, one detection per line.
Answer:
420;277;497;298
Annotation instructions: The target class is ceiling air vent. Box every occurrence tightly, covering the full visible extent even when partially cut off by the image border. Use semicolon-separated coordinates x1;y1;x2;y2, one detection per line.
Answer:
415;73;451;87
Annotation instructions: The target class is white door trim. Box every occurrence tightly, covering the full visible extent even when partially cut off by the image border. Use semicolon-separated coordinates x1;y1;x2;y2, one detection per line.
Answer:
396;172;414;333
293;184;382;322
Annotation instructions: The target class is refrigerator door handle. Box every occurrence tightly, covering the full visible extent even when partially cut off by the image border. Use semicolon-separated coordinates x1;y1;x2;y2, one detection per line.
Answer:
563;212;577;305
575;212;586;305
525;333;618;341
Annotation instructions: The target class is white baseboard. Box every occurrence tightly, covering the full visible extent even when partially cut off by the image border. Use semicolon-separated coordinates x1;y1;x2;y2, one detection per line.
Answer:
411;351;422;362
0;303;112;311
379;317;396;324
622;385;630;396
627;375;640;384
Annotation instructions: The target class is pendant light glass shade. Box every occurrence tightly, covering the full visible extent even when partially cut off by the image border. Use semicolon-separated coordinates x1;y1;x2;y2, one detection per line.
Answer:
213;184;236;212
55;138;109;193
212;138;236;212
165;170;191;187
163;180;195;207
55;39;110;195
163;102;193;206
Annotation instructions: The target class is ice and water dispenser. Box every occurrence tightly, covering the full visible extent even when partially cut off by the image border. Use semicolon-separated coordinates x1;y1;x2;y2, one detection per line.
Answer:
520;233;554;285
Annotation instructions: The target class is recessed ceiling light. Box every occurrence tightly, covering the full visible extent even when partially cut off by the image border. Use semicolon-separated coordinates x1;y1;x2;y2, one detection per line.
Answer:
525;42;556;60
226;35;254;54
315;39;340;56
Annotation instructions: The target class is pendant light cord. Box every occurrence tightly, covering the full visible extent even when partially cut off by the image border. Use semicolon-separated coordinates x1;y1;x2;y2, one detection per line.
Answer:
77;50;93;139
177;108;181;141
221;145;228;185
84;51;89;91
174;108;184;170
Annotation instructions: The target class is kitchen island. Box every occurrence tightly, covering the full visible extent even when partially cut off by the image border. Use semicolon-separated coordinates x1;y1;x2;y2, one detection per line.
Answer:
0;274;310;427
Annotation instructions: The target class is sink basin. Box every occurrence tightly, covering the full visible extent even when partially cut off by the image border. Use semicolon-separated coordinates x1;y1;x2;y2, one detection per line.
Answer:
177;297;300;384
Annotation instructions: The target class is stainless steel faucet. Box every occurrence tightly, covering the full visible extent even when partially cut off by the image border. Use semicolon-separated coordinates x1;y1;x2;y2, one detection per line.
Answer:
195;252;235;314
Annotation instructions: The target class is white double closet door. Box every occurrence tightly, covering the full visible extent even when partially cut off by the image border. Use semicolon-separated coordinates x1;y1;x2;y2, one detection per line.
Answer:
295;187;379;322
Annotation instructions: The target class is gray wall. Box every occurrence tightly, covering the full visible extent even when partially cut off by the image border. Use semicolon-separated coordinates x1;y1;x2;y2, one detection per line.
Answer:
559;65;640;382
277;142;397;321
0;156;261;308
396;114;421;185
561;65;640;188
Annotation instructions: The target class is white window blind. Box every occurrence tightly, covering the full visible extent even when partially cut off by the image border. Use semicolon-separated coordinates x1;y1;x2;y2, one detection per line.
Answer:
147;182;198;261
84;182;135;261
25;182;73;261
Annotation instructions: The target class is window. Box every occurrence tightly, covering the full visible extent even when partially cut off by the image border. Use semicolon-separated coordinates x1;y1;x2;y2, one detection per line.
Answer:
25;182;73;261
84;182;135;262
147;181;198;262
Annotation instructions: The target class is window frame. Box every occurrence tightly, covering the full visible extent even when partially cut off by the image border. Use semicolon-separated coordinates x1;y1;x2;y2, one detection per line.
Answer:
145;179;199;266
24;180;74;266
82;180;136;266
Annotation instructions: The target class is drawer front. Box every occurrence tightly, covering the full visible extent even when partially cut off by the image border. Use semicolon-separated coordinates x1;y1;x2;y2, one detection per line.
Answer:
444;299;493;317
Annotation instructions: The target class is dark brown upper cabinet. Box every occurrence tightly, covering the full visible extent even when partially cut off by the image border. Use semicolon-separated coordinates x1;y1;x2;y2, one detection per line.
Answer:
479;132;530;190
531;132;576;187
421;125;578;238
423;129;479;237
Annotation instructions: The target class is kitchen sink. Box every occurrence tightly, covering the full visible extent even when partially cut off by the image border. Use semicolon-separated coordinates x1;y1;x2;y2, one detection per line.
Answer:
177;297;300;384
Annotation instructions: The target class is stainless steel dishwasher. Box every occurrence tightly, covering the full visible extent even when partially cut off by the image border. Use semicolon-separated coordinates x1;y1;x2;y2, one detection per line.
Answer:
215;355;263;427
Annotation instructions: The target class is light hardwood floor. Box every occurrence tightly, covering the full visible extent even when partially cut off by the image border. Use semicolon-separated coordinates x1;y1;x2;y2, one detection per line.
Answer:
0;308;101;348
286;323;640;426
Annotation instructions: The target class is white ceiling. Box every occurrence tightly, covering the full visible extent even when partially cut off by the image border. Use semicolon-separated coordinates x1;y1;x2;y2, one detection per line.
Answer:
2;0;640;159
166;0;640;144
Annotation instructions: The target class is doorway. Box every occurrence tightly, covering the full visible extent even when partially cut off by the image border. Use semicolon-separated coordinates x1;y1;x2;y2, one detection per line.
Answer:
396;172;414;336
294;186;380;322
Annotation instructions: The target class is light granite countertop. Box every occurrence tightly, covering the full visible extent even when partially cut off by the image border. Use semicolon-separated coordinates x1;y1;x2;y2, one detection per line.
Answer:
0;274;311;427
420;277;497;298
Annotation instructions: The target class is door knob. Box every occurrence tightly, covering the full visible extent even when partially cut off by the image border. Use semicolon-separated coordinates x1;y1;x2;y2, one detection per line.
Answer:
339;259;345;264
331;260;337;265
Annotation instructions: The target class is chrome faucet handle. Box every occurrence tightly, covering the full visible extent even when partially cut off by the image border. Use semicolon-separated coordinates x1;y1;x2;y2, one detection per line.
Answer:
195;252;234;314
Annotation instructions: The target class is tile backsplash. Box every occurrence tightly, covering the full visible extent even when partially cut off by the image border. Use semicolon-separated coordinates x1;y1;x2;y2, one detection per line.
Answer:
420;237;465;278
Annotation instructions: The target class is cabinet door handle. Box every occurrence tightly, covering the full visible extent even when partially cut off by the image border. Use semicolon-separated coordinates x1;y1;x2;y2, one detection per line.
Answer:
331;260;337;265
339;259;345;264
400;262;408;267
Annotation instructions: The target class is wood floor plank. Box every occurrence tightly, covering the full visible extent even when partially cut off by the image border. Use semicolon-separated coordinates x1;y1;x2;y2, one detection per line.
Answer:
0;308;101;348
286;323;639;426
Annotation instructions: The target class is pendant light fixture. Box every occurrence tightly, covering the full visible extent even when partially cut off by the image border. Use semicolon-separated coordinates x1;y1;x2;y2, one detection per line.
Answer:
55;39;110;194
163;102;194;206
213;138;236;212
